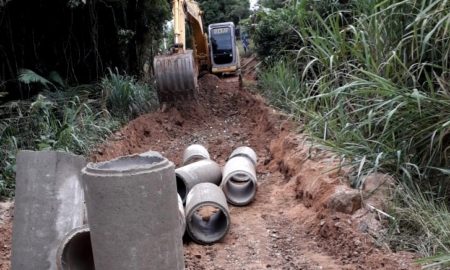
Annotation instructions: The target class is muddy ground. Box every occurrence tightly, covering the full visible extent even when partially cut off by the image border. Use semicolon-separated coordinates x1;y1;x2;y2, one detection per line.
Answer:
0;58;418;269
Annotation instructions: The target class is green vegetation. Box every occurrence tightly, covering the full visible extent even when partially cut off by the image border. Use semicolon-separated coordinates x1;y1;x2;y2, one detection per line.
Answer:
0;70;158;198
102;69;158;120
259;0;287;10
198;0;251;26
254;0;450;264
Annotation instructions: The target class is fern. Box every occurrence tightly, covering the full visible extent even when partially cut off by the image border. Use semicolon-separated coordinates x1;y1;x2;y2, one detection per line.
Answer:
18;69;55;89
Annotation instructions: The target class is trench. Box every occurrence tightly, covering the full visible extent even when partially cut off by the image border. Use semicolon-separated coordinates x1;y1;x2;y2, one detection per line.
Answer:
0;58;418;269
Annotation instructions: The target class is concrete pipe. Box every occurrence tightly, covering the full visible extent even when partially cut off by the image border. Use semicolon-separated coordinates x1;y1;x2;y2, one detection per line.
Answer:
185;183;230;244
182;144;210;165
56;226;94;270
178;194;186;235
222;156;257;206
11;150;86;270
175;159;222;203
82;151;184;270
229;146;257;166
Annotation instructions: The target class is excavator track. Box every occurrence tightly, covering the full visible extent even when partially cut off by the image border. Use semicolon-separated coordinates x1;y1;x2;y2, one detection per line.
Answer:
153;50;198;103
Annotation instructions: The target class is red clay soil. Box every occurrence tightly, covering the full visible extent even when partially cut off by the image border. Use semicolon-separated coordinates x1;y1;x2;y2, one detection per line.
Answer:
0;62;418;269
0;202;12;270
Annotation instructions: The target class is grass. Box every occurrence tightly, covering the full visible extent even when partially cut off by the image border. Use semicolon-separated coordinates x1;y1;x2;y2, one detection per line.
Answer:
0;69;158;198
101;68;158;120
255;0;450;265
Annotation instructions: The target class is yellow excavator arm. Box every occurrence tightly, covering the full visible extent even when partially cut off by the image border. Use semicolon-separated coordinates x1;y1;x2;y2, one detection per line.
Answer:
174;0;210;70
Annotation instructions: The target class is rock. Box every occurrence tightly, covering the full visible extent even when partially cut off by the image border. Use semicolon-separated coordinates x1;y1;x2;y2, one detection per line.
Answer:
362;173;395;211
327;185;362;214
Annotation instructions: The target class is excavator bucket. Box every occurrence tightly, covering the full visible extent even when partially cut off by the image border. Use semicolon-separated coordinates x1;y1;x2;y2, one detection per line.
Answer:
153;50;198;103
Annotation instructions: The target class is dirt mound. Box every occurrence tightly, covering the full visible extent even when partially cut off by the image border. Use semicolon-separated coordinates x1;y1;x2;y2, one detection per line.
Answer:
93;73;276;167
269;132;416;269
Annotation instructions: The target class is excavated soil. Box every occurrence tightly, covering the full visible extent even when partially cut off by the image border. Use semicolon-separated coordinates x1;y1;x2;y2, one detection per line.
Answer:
0;58;418;269
0;201;12;270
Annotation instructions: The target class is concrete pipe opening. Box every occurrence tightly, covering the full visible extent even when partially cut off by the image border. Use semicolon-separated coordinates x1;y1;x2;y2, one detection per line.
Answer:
176;175;188;202
183;144;210;166
185;183;230;244
223;174;257;206
188;204;229;244
222;156;257;206
92;154;164;172
229;172;250;182
56;226;94;270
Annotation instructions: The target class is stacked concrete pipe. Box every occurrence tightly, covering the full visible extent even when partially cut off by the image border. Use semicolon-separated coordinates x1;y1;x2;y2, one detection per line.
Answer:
82;151;184;270
182;144;210;165
222;147;258;206
185;183;230;244
11;150;86;270
175;159;222;203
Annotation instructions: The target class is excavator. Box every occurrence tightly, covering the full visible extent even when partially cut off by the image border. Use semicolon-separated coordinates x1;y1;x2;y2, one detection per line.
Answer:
153;0;240;103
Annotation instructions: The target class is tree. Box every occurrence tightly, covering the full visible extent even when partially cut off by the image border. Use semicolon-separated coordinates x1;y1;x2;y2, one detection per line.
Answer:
0;0;171;100
259;0;287;9
198;0;251;26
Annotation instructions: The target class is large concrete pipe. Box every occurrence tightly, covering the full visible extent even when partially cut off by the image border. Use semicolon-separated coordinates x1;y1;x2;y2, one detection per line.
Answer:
175;159;222;203
185;183;230;244
222;156;257;206
182;144;210;165
229;146;258;166
82;151;184;270
11;150;86;270
56;226;94;270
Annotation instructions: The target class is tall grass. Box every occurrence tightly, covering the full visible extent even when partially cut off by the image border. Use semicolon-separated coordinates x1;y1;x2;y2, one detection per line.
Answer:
256;0;450;261
0;69;158;198
102;68;158;119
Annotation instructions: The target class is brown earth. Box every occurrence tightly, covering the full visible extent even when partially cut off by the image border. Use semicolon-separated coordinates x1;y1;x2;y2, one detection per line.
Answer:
0;57;418;269
0;201;12;270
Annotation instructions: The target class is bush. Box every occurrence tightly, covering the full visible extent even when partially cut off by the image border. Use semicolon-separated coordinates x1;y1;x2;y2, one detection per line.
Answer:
0;69;158;198
257;0;450;262
252;0;355;60
252;8;303;58
101;68;158;119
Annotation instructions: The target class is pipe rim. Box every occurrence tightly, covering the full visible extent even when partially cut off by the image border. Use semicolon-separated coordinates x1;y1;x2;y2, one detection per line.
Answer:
186;202;230;244
56;225;93;270
182;144;210;165
83;152;172;176
175;172;190;203
222;171;257;206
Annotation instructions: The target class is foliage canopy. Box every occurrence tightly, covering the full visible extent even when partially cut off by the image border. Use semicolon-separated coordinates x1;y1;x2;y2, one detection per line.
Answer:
198;0;251;26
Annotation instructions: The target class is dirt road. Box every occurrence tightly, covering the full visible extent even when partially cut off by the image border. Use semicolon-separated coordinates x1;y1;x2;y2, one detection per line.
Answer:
0;60;417;269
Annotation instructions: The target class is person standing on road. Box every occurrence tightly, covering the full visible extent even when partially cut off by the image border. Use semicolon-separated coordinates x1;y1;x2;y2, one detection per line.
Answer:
242;34;249;55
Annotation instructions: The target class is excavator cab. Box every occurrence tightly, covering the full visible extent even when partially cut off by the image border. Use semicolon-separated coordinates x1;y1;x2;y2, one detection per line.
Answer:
209;22;240;74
